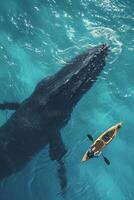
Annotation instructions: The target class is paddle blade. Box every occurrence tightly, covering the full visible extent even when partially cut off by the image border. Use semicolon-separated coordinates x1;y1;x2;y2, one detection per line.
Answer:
102;155;110;165
87;134;94;142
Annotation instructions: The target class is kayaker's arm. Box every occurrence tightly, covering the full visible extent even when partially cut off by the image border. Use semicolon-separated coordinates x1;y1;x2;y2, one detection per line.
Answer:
94;151;102;158
98;151;102;156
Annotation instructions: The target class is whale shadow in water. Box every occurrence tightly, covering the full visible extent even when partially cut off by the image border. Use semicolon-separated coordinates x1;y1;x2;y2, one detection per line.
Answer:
0;44;109;193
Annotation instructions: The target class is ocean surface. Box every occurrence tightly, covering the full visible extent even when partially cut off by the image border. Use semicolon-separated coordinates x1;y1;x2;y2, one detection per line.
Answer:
0;0;134;200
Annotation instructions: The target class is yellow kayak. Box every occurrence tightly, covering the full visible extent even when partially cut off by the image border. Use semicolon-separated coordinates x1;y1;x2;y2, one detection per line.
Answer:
81;122;122;162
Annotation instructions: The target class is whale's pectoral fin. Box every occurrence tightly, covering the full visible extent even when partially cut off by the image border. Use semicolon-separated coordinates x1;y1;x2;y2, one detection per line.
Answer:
0;102;20;110
57;159;67;194
49;133;67;193
49;133;67;161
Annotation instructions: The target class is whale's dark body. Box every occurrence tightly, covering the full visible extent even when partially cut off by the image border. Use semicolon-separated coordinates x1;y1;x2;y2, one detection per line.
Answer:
0;44;108;191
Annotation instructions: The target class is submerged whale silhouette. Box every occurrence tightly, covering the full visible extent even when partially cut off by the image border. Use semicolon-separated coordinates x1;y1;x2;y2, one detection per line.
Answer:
0;44;108;191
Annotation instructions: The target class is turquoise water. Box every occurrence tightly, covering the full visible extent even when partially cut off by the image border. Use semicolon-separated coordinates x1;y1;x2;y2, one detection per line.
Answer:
0;0;134;199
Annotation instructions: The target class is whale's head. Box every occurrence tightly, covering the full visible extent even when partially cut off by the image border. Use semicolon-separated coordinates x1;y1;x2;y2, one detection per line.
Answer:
55;44;109;107
32;44;109;126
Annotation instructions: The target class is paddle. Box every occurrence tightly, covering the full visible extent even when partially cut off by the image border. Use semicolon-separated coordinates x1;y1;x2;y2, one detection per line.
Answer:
87;134;94;142
101;153;110;165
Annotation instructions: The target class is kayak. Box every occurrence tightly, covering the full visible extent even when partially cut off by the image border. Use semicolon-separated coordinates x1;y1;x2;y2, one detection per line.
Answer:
81;122;122;162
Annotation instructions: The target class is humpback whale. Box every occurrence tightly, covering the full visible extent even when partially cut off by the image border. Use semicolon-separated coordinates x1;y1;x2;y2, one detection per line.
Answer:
0;44;108;192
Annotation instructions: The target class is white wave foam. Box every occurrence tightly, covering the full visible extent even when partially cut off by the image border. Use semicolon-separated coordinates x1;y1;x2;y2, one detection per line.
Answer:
90;27;122;55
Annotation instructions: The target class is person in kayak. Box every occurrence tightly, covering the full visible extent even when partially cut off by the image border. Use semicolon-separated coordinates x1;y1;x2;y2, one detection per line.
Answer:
87;149;102;158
